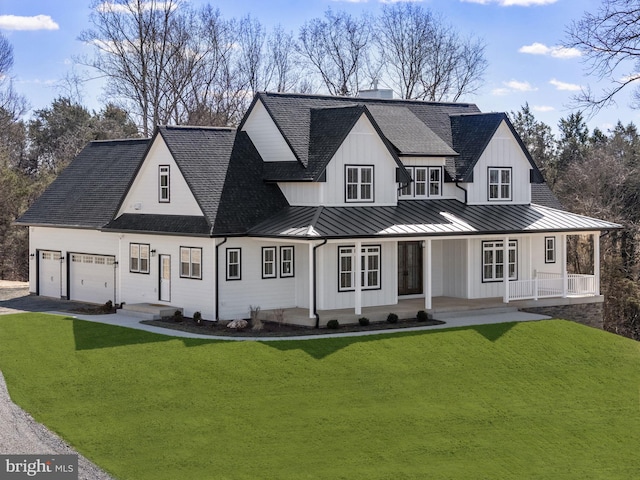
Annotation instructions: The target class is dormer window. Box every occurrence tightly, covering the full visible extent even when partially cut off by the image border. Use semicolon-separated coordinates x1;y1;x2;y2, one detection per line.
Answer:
488;167;511;201
345;165;374;202
159;165;170;203
399;167;442;199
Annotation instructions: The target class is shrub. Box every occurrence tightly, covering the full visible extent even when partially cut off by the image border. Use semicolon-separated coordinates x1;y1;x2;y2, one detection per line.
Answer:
103;300;114;313
358;317;370;326
327;319;340;329
173;310;183;322
416;310;430;322
193;311;202;325
387;313;399;324
250;305;263;331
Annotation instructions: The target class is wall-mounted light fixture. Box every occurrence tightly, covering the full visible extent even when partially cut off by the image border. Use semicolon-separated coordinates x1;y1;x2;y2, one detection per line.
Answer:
420;240;426;248
29;253;35;259
150;249;157;257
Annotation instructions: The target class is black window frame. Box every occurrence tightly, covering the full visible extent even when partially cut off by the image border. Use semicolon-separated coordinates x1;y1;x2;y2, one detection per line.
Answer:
262;246;277;279
487;167;512;201
345;165;374;203
130;243;150;274
280;246;295;278
545;236;556;264
337;244;382;292
226;248;241;281
180;246;202;280
481;240;518;283
159;165;170;203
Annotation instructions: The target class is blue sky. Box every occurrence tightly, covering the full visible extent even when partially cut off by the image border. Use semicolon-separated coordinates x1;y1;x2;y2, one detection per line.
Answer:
1;0;636;136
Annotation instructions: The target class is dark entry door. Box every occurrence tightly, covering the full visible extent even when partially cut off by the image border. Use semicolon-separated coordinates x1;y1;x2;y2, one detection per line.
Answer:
398;241;423;295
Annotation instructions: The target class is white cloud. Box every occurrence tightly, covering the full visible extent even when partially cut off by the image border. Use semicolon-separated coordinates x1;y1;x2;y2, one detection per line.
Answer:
504;80;537;92
549;78;581;91
519;42;581;59
491;87;511;96
0;14;59;31
532;105;555;112
461;0;557;5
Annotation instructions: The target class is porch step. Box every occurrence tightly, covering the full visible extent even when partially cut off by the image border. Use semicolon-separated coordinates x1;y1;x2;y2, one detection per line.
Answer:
118;303;182;320
434;306;519;320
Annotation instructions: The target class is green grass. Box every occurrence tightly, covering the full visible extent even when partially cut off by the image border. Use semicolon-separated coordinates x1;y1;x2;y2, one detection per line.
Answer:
0;314;639;480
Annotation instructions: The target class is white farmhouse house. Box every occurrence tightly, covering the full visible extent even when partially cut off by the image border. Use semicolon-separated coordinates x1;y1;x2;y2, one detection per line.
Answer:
16;92;621;326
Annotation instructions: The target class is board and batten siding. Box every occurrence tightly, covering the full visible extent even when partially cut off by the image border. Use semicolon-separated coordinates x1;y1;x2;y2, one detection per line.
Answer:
241;99;297;163
117;135;203;217
466;121;532;205
278;114;400;206
28;227;119;297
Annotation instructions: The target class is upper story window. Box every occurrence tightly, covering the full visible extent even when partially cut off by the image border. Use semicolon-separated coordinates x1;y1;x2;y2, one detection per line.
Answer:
488;167;511;201
345;165;374;203
130;243;150;274
159;165;170;203
399;167;442;199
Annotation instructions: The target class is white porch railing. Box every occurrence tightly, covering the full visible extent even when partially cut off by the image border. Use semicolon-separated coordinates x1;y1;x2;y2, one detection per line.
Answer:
508;272;597;301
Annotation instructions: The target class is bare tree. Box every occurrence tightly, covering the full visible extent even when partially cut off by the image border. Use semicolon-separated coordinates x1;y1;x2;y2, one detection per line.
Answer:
565;0;640;114
0;33;27;121
298;9;371;96
267;25;301;93
374;4;487;102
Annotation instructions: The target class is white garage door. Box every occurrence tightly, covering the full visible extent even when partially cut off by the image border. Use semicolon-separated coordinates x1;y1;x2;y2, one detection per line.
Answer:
69;254;115;304
39;250;61;298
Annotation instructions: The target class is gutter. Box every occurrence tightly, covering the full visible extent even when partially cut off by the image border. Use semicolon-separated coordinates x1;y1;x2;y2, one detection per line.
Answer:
215;237;228;321
455;181;468;204
313;239;328;329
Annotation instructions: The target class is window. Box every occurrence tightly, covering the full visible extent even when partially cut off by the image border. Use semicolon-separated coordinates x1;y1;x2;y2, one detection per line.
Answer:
130;243;150;274
159;165;170;203
226;248;241;281
482;240;517;282
345;165;373;202
262;247;277;279
488;167;511;201
545;237;556;263
280;246;294;278
338;245;381;292
180;247;202;279
399;167;442;199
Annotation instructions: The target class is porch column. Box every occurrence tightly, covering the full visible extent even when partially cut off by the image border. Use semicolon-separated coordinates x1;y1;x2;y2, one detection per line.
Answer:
594;232;600;295
424;239;432;310
503;235;509;303
561;234;568;298
355;240;362;315
308;242;315;319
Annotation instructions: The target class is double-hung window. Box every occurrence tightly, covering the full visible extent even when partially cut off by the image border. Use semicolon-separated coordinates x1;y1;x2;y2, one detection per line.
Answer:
226;248;241;281
130;243;150;274
545;237;556;263
180;247;202;279
280;246;294;278
338;245;381;291
399;167;442;199
262;247;277;279
159;165;170;202
345;165;373;202
488;167;511;201
482;240;517;282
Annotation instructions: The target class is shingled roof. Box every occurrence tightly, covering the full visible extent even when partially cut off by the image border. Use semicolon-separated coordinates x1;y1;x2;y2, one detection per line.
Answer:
16;138;149;228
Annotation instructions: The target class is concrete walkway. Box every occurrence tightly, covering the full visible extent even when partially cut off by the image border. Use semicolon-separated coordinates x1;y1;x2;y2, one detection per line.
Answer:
48;309;551;341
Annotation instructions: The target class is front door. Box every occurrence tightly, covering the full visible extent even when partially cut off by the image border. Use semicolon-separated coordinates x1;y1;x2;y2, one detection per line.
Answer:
398;241;423;295
159;255;171;302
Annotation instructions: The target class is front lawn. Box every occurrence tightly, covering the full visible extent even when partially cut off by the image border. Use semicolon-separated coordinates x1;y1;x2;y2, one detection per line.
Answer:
0;314;638;479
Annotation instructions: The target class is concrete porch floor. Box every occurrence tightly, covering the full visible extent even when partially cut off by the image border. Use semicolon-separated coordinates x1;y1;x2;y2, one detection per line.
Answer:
259;295;603;328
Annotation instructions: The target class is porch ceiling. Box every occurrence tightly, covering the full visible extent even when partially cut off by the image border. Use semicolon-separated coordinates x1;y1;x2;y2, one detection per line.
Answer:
249;200;622;239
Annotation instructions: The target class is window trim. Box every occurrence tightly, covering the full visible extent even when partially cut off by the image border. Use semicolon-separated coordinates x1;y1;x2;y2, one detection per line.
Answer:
159;165;170;203
130;243;150;274
262;246;277;279
481;240;518;283
398;166;443;199
545;236;556;264
345;165;374;203
338;244;382;292
180;246;202;280
280;246;295;278
226;248;241;281
488;166;512;201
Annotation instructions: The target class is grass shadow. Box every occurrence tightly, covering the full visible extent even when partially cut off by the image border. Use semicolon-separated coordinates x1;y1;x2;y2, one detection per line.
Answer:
470;322;518;342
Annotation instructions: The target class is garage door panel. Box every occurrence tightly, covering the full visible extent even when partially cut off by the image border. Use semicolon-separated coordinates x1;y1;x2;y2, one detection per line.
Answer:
70;254;115;304
39;250;61;298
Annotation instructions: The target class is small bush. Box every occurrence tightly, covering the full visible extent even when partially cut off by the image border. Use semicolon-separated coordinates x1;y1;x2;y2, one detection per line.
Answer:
416;310;430;322
327;319;340;329
173;310;183;322
358;317;370;326
387;313;399;324
193;311;202;325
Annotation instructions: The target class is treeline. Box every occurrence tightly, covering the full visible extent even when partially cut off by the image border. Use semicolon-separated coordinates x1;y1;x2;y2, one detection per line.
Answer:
511;104;640;340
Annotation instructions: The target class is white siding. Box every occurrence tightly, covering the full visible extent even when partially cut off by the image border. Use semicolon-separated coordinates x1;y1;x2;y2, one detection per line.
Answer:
277;182;324;206
242;100;297;162
440;239;468;298
117;135;203;216
466;121;532;205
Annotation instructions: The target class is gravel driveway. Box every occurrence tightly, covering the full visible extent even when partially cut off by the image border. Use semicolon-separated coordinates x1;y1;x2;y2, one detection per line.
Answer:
0;281;115;480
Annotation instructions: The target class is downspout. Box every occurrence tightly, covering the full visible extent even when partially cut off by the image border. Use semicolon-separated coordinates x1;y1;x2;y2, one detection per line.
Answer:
455;181;468;204
215;237;228;321
313;239;328;329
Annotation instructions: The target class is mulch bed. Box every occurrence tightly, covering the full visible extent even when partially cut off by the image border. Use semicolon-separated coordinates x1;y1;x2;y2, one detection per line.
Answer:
140;317;446;337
